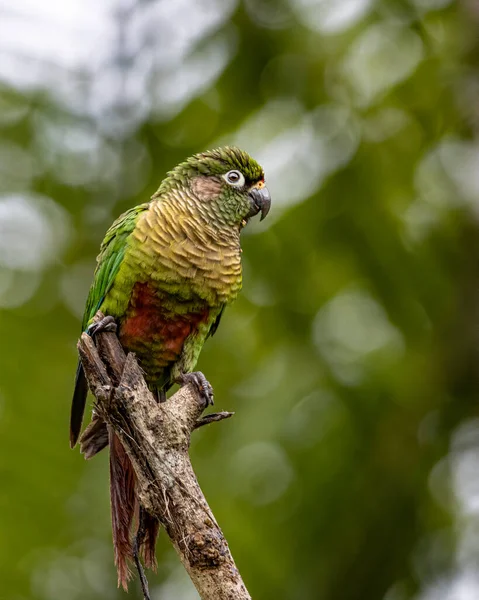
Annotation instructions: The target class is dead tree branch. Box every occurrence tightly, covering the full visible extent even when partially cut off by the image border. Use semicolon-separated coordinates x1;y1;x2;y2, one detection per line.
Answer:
77;314;250;600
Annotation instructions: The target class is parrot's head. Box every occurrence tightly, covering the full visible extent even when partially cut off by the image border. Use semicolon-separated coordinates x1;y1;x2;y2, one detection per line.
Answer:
162;146;271;229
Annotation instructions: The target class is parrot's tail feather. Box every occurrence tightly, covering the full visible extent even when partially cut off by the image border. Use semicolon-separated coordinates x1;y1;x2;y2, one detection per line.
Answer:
110;430;136;590
140;512;160;571
70;361;89;448
79;416;109;459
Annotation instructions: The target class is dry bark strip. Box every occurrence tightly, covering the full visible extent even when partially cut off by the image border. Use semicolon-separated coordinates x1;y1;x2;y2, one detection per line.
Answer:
77;319;251;600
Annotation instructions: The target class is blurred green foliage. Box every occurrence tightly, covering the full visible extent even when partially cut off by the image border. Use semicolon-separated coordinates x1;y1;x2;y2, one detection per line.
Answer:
1;1;479;599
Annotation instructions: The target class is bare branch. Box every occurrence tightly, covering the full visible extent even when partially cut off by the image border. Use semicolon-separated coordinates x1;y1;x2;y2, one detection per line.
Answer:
78;313;251;600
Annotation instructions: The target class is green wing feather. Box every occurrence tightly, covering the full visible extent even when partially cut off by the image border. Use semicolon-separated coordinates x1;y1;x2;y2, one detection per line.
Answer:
207;305;225;338
70;202;148;448
81;203;149;331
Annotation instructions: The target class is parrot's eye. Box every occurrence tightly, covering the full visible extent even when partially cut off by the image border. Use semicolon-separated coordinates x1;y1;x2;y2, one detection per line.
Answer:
224;170;245;187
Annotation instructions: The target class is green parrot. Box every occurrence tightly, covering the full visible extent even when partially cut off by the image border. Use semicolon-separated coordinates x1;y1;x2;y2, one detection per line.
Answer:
70;146;270;588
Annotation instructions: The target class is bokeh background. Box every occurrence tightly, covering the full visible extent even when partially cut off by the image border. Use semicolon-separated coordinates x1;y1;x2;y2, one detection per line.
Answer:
1;0;479;599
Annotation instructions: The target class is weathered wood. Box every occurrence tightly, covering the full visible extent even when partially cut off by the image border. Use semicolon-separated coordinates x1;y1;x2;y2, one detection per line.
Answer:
78;313;251;600
79;325;125;459
77;333;111;403
96;330;126;384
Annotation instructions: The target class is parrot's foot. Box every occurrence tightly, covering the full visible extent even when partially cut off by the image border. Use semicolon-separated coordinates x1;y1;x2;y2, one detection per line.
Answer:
176;371;214;407
87;315;117;337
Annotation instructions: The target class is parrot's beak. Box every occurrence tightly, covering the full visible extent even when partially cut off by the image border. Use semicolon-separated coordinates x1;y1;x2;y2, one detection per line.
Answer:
248;185;271;221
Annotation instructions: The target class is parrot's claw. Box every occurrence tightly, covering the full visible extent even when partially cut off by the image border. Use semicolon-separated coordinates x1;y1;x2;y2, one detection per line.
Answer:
176;371;214;408
86;315;117;337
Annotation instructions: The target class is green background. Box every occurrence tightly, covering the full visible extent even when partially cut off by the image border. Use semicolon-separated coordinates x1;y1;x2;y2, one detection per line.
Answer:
1;1;479;598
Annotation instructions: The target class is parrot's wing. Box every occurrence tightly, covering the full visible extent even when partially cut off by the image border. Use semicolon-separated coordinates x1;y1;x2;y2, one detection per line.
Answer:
82;202;149;330
70;203;149;448
207;305;225;338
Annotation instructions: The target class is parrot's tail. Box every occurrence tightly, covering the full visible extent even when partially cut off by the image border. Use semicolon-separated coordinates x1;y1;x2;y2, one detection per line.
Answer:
109;431;159;589
74;364;160;588
140;511;160;571
110;430;136;590
70;361;89;448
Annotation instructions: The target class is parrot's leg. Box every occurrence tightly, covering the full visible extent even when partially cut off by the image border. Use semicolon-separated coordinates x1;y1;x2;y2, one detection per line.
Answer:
86;315;117;337
133;507;151;600
176;371;214;407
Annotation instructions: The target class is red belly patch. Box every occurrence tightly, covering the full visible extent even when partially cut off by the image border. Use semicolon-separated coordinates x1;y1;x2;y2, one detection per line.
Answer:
119;282;210;360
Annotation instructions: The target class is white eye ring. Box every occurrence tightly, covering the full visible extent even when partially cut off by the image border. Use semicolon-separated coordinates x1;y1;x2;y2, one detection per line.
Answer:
223;170;245;187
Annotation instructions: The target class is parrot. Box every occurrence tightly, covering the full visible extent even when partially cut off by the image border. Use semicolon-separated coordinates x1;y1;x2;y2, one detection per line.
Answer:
69;146;271;590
